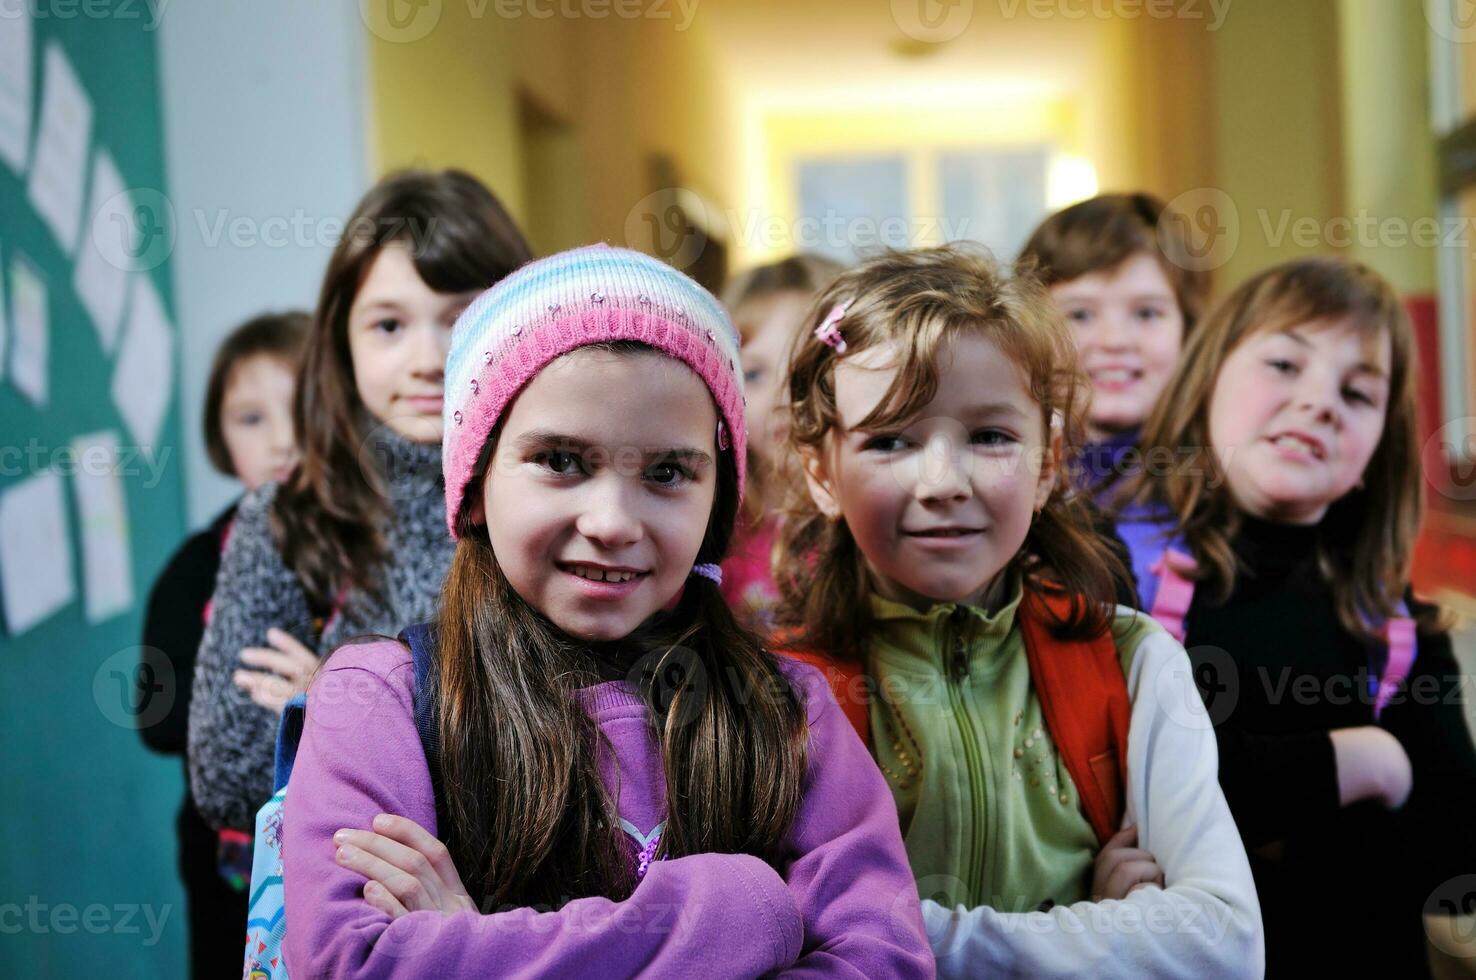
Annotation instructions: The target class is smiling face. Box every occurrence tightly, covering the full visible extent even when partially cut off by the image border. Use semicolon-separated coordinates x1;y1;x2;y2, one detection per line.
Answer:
477;348;720;641
1208;317;1391;525
803;332;1056;610
347;243;481;444
219;353;298;490
1050;251;1185;441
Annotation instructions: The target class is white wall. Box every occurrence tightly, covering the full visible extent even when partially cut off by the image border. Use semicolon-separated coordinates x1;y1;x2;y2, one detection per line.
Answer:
157;3;371;526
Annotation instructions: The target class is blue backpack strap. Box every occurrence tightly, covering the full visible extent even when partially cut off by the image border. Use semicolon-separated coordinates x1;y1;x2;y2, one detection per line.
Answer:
272;692;308;791
398;622;450;837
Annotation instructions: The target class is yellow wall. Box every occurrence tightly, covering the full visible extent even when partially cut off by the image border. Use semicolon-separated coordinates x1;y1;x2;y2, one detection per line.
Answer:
1337;0;1438;294
365;3;548;222
1209;0;1346;289
571;18;740;250
362;1;1396;307
365;7;740;256
1105;15;1217;199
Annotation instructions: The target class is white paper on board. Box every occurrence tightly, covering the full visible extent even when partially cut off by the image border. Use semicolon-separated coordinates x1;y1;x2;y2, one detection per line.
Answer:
74;152;132;353
0;4;32;174
111;276;174;447
0;470;76;635
70;431;133;623
9;255;48;406
26;43;93;255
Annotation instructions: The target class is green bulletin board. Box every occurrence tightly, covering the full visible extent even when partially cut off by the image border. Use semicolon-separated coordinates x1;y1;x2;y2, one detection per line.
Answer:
0;8;189;977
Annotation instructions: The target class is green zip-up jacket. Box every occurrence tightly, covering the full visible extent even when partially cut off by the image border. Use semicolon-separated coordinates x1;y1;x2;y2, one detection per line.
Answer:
867;582;1147;910
859;580;1265;977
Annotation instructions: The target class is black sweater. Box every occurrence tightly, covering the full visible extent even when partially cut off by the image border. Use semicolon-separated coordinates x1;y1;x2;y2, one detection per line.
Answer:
1181;515;1476;978
139;505;236;756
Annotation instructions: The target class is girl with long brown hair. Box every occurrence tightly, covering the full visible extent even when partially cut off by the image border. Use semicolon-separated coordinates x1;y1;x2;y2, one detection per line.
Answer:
777;244;1262;977
277;245;933;976
188;170;532;838
1111;256;1476;976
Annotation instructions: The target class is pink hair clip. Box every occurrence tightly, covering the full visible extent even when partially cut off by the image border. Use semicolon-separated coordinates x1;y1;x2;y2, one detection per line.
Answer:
814;300;850;354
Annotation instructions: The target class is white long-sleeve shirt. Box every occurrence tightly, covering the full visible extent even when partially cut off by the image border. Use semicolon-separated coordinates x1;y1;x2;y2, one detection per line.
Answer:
922;617;1264;978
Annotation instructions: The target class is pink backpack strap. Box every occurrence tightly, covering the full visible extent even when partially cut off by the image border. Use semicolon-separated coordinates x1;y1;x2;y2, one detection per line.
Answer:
201;515;238;627
1372;616;1417;719
320;585;348;639
1148;549;1198;643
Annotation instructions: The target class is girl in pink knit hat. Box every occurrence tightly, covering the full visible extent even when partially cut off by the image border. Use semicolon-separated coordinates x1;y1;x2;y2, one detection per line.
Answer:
279;245;934;978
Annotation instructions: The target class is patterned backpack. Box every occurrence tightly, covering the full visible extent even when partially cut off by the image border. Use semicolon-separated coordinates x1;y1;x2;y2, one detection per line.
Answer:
243;624;445;979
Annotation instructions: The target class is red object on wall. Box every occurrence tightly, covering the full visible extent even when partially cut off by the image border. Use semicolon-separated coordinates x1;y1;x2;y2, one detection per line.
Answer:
1405;293;1476;600
1413;521;1476;599
1406;295;1441;448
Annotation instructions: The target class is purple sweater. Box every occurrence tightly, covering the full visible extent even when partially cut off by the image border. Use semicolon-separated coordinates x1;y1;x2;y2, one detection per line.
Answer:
282;640;935;978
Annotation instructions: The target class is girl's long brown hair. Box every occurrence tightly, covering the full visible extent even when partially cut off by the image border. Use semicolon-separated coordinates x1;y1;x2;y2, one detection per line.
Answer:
274;170;532;608
776;244;1131;657
1115;256;1436;637
436;345;808;910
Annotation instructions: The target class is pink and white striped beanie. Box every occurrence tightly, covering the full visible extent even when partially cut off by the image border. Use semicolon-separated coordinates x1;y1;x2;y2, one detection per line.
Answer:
442;244;747;538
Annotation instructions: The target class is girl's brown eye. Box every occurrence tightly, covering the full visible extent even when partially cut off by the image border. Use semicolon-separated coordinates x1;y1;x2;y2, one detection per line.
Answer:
539;451;581;474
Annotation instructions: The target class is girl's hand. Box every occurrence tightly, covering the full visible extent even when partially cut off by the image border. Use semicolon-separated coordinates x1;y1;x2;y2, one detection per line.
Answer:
1091;825;1165;901
1330;725;1413;810
334;814;477;919
233;627;320;714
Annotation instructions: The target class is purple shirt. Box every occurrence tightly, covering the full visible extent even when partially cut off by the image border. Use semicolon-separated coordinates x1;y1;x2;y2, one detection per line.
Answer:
282;640;935;978
1075;429;1141;496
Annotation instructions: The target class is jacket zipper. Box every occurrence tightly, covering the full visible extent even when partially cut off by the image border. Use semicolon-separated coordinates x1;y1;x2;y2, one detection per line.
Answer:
943;606;990;906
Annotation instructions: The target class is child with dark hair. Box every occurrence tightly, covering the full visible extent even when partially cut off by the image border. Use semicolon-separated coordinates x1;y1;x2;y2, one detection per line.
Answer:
1019;193;1209;492
187;170;532;842
138;310;306;977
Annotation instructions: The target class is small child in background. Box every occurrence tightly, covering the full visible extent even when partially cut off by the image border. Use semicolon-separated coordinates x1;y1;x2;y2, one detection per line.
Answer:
1111;256;1476;976
719;253;844;633
137;311;306;978
777;244;1262;978
187;170;532;839
280;245;934;976
1019;193;1208;493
